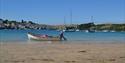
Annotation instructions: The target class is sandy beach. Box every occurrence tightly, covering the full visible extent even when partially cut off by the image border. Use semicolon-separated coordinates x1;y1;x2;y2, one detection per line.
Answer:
0;42;125;63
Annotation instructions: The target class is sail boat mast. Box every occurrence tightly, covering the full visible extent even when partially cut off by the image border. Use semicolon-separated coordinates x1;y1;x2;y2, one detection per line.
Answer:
90;16;93;22
70;9;72;25
64;16;66;26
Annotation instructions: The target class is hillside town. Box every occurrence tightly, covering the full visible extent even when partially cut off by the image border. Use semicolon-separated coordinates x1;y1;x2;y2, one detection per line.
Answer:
0;18;125;32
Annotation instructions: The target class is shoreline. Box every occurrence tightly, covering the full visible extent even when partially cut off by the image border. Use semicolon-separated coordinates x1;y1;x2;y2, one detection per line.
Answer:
0;42;125;63
0;40;125;44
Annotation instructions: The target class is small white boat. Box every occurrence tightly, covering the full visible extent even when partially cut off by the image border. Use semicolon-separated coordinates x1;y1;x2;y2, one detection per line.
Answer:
76;29;80;32
27;33;60;41
110;30;115;32
102;30;109;32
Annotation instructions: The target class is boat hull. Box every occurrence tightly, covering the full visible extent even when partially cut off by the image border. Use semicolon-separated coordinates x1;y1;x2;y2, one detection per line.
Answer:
27;33;60;41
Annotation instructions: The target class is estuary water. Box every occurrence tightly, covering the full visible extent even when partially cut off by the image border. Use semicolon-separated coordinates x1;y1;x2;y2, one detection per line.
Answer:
0;29;125;43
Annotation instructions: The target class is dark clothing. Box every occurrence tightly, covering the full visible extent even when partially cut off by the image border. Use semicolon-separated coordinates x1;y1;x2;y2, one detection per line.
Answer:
59;32;67;40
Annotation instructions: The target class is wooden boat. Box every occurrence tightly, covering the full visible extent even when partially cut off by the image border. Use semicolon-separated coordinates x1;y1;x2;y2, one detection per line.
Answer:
27;33;60;41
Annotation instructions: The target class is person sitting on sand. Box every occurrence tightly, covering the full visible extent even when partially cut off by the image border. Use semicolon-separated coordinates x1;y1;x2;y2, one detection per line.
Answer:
59;31;67;40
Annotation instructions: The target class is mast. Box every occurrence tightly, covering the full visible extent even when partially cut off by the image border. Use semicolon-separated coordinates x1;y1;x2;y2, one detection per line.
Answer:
64;16;66;30
90;16;94;22
70;9;72;26
64;16;66;26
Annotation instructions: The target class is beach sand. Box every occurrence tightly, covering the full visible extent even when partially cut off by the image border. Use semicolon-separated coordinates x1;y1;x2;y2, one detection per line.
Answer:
0;42;125;63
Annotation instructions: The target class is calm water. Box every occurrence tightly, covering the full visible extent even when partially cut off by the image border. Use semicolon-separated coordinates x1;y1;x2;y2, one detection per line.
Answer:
0;29;125;43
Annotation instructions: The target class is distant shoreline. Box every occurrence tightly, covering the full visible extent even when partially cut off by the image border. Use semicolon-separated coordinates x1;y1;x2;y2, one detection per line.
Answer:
0;18;125;32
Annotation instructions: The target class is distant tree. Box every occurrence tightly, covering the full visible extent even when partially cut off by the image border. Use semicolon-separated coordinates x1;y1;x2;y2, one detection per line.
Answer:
11;21;17;24
21;19;27;23
66;27;75;30
3;19;9;24
0;18;3;21
28;21;34;24
78;22;95;30
21;19;24;23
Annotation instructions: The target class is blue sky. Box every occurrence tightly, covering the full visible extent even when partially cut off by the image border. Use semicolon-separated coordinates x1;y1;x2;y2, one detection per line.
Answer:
0;0;125;25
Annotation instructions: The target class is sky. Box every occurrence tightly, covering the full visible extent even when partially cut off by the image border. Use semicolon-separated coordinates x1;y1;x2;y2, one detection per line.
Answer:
0;0;125;25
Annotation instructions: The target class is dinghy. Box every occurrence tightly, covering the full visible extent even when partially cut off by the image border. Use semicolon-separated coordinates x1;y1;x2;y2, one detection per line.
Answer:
27;32;60;41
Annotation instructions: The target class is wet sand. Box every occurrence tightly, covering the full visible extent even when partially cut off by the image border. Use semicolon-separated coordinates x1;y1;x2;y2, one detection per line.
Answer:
0;42;125;63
